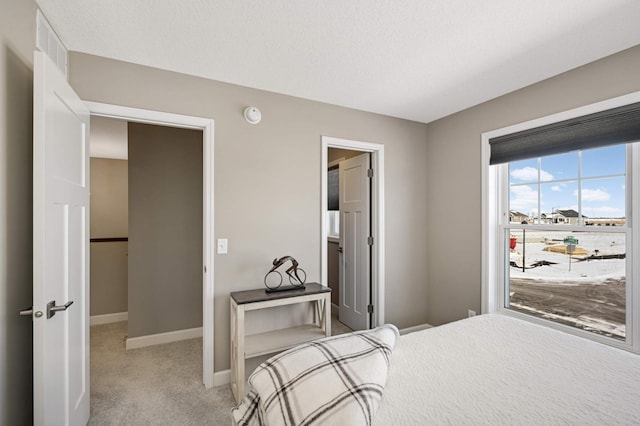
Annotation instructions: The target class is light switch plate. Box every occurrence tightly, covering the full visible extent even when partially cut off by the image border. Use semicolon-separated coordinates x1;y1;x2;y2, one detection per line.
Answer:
217;238;228;254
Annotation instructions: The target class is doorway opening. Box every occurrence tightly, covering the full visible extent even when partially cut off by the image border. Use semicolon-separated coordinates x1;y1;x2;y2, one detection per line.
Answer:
87;102;215;389
321;136;385;330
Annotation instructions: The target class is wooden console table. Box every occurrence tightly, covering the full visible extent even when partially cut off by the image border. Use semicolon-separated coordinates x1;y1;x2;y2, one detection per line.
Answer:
230;283;331;403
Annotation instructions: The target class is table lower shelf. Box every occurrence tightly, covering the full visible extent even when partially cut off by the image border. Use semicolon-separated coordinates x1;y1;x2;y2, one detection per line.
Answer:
245;324;327;358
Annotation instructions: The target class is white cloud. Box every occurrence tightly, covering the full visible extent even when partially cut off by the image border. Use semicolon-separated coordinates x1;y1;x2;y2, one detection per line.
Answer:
510;166;553;182
510;185;537;214
551;185;562;192
577;188;610;202
586;206;624;218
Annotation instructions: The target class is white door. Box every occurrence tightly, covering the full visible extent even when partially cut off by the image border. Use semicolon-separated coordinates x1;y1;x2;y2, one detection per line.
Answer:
339;153;371;330
33;51;90;425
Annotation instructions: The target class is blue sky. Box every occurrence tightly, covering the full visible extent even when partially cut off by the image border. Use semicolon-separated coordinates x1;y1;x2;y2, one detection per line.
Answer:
509;144;626;218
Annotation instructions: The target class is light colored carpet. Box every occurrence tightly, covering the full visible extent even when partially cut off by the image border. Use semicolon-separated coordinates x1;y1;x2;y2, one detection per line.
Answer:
89;322;235;425
89;312;352;424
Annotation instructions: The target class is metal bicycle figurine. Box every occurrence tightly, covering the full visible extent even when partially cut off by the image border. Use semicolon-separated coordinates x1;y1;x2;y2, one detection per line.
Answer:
264;256;307;291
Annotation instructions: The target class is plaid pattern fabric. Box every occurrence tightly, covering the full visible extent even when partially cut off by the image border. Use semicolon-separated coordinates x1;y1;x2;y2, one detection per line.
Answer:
232;324;399;426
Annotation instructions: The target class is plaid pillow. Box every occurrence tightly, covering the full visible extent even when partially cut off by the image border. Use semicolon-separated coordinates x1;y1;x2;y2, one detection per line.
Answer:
232;324;399;426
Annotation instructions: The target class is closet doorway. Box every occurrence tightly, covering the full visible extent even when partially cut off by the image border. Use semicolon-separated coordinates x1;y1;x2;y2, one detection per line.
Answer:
88;103;215;388
321;136;385;331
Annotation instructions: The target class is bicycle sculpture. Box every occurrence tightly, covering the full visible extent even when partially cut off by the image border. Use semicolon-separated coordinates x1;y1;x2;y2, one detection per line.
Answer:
264;255;307;292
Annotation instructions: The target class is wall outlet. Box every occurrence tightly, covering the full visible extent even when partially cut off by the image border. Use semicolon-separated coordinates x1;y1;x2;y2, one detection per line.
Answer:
468;309;476;318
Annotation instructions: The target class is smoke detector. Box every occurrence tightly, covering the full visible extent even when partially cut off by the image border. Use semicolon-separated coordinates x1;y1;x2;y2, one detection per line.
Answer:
244;106;262;124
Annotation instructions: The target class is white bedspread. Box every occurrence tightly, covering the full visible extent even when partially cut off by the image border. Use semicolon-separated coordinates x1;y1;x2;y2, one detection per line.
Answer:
374;314;640;425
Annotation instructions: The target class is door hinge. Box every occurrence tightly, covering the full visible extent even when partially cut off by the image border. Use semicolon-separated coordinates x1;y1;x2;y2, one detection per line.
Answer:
367;169;374;178
367;236;374;246
367;304;374;314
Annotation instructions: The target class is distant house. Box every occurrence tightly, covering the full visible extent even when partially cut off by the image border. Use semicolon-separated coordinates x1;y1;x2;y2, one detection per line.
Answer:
536;213;551;225
530;213;554;224
585;218;626;227
509;210;529;224
551;209;586;225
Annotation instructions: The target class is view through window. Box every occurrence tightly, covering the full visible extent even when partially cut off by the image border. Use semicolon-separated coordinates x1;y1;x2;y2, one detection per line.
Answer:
505;144;627;340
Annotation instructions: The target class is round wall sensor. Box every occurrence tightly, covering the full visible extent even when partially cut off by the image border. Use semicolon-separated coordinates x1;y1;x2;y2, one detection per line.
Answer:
244;106;262;124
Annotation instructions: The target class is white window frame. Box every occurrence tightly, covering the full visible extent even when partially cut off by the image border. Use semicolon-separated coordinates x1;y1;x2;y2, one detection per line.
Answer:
482;91;640;354
327;158;342;240
327;210;340;239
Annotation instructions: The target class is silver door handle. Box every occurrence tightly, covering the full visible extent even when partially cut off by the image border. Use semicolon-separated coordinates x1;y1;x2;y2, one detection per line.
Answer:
19;307;44;318
47;300;73;319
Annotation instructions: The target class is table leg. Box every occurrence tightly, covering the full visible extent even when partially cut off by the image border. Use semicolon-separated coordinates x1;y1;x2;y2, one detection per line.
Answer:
230;299;246;404
323;293;331;337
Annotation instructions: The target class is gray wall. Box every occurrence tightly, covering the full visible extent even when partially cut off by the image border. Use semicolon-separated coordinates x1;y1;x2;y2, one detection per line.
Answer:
0;0;36;423
90;158;129;316
127;123;203;338
90;242;128;316
425;45;640;326
90;157;128;237
68;52;430;371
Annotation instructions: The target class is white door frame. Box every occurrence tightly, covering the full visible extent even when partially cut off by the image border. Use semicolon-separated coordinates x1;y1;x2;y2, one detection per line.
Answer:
321;136;385;327
86;102;215;388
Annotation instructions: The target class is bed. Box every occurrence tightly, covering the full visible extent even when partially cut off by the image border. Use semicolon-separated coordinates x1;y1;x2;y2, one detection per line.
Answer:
233;314;640;425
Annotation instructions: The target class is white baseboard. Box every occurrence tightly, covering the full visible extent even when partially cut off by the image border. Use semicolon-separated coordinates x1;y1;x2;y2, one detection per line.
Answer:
126;327;203;350
90;311;128;326
210;323;434;388
213;369;231;387
331;302;339;313
399;323;433;335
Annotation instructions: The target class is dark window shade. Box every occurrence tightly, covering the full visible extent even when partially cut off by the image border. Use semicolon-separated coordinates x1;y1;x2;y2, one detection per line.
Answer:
489;101;640;165
328;168;339;211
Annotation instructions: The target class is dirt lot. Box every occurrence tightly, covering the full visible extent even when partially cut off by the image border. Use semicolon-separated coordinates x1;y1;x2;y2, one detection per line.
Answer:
509;277;625;339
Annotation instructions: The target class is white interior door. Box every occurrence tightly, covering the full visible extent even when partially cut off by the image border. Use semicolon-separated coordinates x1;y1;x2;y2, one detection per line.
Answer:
33;51;90;425
339;153;371;330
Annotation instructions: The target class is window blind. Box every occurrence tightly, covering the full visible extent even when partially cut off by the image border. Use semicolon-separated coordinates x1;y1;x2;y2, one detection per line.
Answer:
328;167;339;211
489;101;640;165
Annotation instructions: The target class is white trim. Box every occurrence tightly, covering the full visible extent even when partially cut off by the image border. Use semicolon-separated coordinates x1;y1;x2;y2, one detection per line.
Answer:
125;327;203;350
85;102;211;130
399;323;433;335
632;142;640;353
86;101;216;388
213;369;231;387
331;302;340;313
482;90;640;353
482;91;640;143
321;136;385;328
90;312;128;326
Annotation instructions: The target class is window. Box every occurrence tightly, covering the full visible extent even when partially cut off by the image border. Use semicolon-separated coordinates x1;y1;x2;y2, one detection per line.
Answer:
327;167;339;211
506;145;628;340
327;166;340;238
327;210;340;238
483;95;640;353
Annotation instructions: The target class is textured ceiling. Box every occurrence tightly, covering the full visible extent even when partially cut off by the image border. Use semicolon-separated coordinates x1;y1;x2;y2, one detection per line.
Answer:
36;0;640;123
